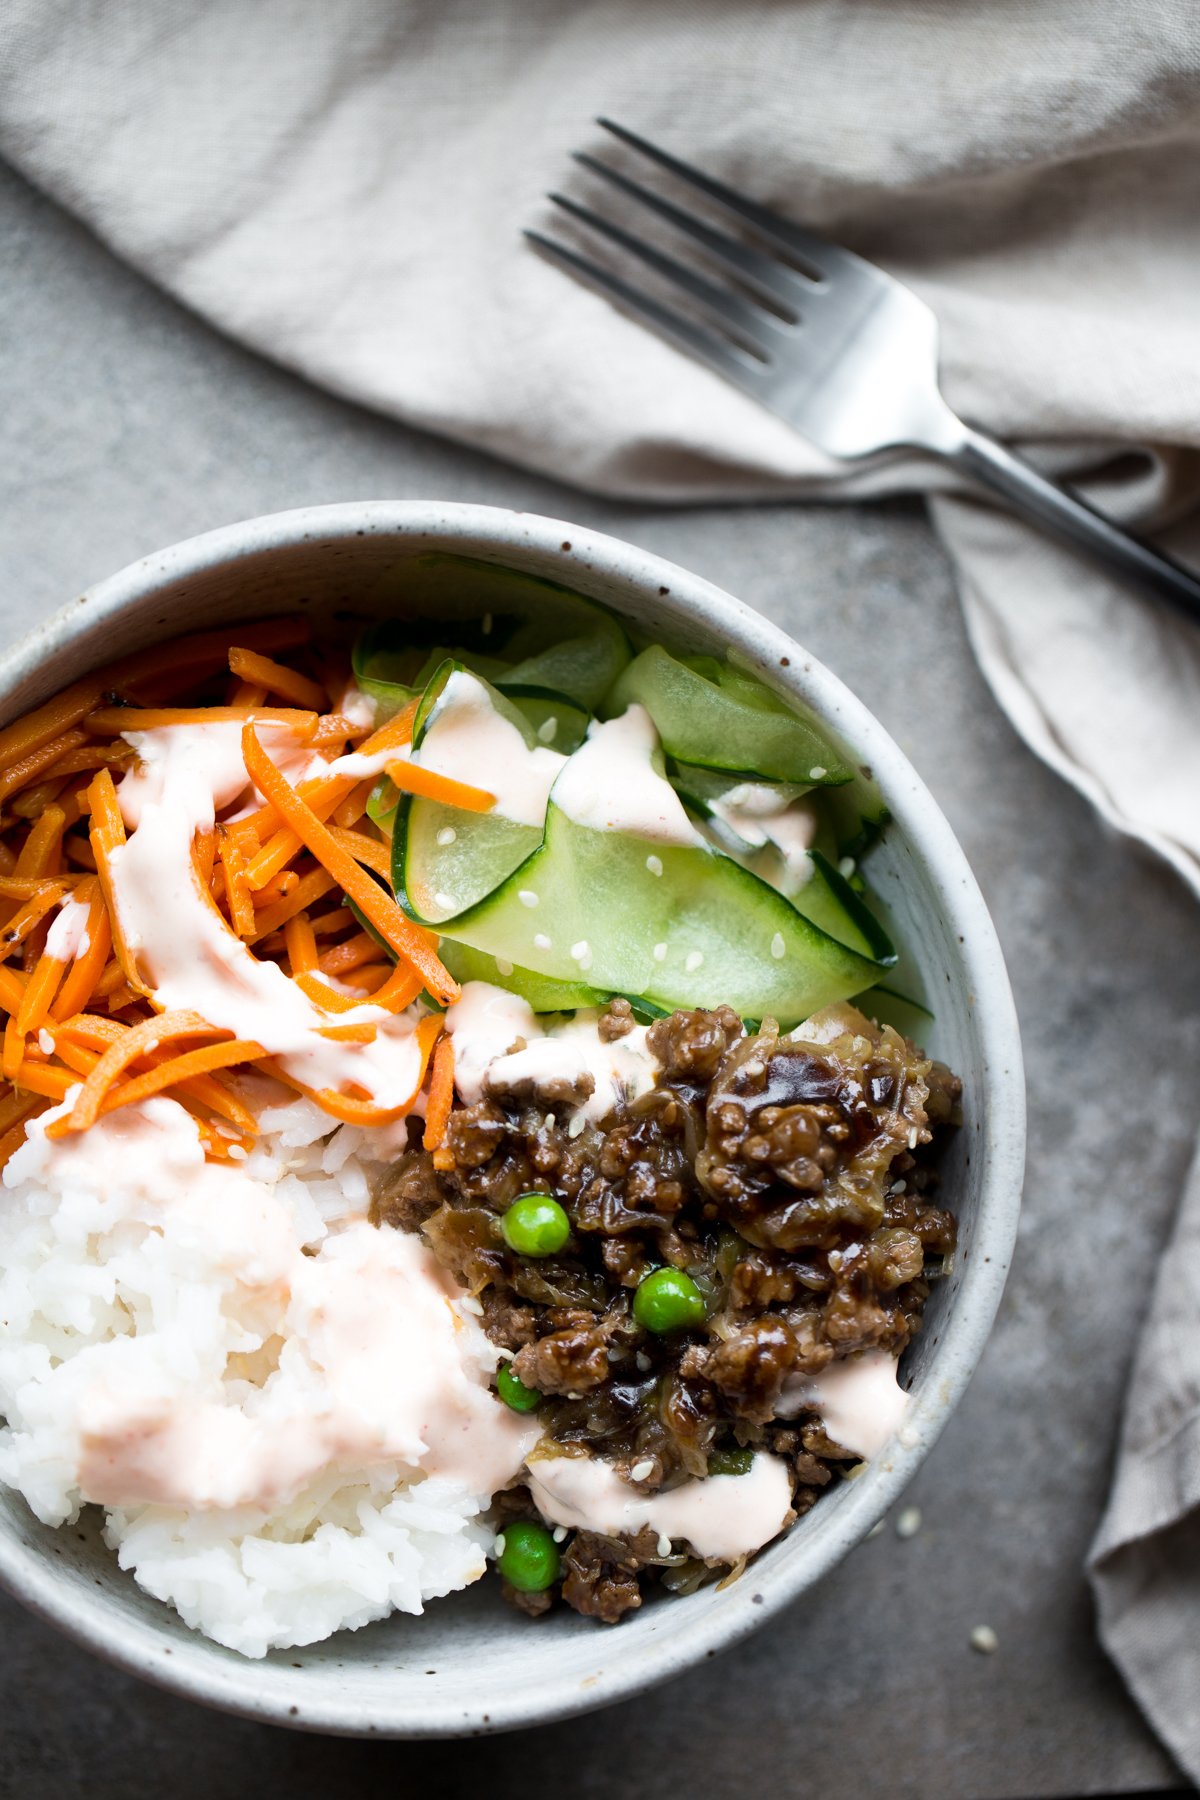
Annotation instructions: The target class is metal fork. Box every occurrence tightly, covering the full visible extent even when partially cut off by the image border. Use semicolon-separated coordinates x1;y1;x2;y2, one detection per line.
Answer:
528;119;1200;623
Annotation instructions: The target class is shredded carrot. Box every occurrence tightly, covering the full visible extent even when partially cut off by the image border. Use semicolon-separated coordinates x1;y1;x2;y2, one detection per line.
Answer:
3;1014;25;1082
293;971;355;1012
229;647;327;714
49;1009;232;1137
11;1060;78;1102
87;705;319;735
283;914;318;976
250;867;337;939
316;1021;378;1044
250;870;298;908
385;760;496;814
263;1011;442;1126
49;886;110;1021
0;1103;48;1170
0;884;66;954
0;730;89;804
87;769;148;996
240;700;418;886
311;905;355;939
360;961;422;1014
97;1039;269;1124
332;779;377;830
423;1033;455;1151
0;1086;40;1135
327;826;393;882
0;619;312;775
229;680;269;708
317;932;381;977
0;875;85;900
15;805;67;877
16;946;68;1038
242;722;457;1005
336;964;393;992
0;966;27;1016
216;828;256;938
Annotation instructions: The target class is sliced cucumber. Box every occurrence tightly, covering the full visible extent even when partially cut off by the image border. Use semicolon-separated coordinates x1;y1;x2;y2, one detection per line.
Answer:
435;803;883;1027
438;941;607;1013
394;666;565;927
604;646;852;787
791;851;896;966
355;555;631;712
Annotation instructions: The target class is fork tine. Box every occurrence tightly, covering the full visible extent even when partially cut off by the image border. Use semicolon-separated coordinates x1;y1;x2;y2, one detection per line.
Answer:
548;191;777;356
597;118;864;282
524;231;771;396
572;153;802;316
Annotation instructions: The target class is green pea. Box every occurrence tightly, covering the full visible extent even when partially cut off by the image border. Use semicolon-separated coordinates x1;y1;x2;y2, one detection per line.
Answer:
707;1448;754;1477
633;1267;708;1335
497;1521;561;1593
501;1192;570;1258
496;1361;541;1413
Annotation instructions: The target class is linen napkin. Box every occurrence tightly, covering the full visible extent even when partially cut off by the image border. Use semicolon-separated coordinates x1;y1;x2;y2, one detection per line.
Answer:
1;0;1199;1774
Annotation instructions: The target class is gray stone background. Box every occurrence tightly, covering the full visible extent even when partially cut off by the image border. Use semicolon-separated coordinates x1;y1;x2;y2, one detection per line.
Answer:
1;158;1196;1799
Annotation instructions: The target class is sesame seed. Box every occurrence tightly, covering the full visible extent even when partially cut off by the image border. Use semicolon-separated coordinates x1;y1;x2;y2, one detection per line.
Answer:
543;1114;554;1131
482;613;493;635
890;1179;907;1195
552;1526;567;1543
898;1424;920;1448
652;942;668;963
537;717;558;743
645;854;663;877
907;1128;920;1149
865;1519;886;1540
770;932;786;960
568;1113;586;1139
436;826;457;847
37;1029;55;1055
496;958;514;977
636;1352;651;1372
896;1507;922;1539
534;933;552;951
809;765;827;780
838;855;856;878
570;940;590;962
629;1460;654;1482
518;889;539;908
970;1625;998;1655
494;1534;506;1557
226;1145;247;1162
459;1294;484;1317
656;1534;672;1558
566;1391;582;1401
685;950;704;973
434;892;455;911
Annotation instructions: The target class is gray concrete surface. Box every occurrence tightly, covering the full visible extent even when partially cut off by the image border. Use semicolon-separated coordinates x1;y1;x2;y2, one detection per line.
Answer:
0;158;1195;1800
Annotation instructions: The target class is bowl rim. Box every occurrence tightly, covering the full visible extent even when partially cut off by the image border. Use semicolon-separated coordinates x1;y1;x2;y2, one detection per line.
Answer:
0;501;1025;1736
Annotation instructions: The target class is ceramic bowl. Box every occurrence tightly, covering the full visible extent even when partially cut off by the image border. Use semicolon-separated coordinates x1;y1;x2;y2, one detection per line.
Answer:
0;502;1024;1736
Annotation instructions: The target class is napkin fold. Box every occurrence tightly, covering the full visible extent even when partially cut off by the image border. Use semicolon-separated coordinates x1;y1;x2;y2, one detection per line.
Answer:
1;0;1199;1774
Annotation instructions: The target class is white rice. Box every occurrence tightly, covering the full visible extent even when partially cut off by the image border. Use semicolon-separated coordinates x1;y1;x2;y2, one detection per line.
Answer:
0;1095;496;1658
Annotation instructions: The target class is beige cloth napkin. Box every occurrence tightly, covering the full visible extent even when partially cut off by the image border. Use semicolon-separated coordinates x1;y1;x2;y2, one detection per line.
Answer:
2;0;1200;1773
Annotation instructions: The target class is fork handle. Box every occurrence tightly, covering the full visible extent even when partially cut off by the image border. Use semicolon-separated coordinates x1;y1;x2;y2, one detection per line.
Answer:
946;427;1200;624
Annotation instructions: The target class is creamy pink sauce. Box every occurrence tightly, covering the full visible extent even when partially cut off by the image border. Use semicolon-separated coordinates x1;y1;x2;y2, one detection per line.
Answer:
553;707;702;845
411;671;566;826
777;1349;910;1458
710;786;819;894
526;1451;793;1561
56;1097;538;1513
44;896;91;962
111;722;424;1107
446;980;658;1124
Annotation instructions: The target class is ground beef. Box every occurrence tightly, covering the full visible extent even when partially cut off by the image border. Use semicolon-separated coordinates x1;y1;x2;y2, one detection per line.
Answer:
370;1000;961;1625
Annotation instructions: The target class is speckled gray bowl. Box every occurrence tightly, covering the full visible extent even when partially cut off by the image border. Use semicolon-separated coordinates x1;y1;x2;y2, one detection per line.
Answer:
0;503;1024;1737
